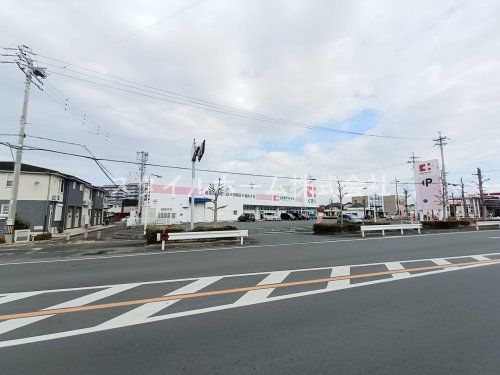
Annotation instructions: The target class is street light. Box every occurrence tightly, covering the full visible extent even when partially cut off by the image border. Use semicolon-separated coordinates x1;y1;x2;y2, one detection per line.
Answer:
143;174;162;236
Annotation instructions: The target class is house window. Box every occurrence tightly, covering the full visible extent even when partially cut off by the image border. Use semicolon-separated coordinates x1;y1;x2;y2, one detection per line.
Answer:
0;204;9;217
79;184;83;191
5;174;13;187
59;179;64;192
233;210;237;215
72;181;76;189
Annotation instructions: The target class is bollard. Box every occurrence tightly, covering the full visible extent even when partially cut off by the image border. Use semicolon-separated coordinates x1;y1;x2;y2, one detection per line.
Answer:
83;231;88;240
65;232;70;241
96;231;102;240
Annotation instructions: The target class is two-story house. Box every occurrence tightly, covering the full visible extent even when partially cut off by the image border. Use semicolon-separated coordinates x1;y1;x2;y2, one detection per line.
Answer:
0;162;105;233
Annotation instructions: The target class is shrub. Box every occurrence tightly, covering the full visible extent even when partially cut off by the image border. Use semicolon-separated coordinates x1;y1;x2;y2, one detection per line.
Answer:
421;220;471;229
313;223;361;234
0;237;5;244
14;218;30;230
192;225;238;232
145;225;185;244
33;232;52;241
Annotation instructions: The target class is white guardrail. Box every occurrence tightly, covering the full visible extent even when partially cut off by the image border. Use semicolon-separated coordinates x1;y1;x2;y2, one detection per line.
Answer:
476;221;500;230
360;224;422;237
157;230;249;247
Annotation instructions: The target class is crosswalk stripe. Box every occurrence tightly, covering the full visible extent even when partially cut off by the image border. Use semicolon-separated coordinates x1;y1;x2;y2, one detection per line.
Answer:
97;277;222;328
327;266;350;290
385;262;411;279
0;284;138;335
235;271;291;304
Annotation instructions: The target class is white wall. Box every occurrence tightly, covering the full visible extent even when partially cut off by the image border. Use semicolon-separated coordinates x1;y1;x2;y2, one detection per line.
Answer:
0;172;64;202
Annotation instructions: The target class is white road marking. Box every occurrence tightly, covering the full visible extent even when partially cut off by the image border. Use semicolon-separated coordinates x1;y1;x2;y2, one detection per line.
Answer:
0;284;138;335
3;251;500;297
0;258;497;349
385;262;411;279
0;292;44;305
98;277;222;329
327;266;350;290
0;229;496;267
235;271;291;304
471;255;490;261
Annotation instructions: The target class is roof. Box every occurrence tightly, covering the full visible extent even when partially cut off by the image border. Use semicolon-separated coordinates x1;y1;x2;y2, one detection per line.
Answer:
0;161;99;189
0;161;61;175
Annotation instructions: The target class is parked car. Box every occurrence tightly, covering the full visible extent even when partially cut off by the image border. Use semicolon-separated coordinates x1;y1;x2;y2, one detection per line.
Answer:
290;212;302;220
336;214;363;224
280;212;296;220
299;213;309;220
309;213;317;220
263;212;279;221
238;213;256;222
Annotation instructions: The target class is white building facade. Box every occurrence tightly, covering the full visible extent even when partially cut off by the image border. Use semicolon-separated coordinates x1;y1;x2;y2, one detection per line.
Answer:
146;182;318;224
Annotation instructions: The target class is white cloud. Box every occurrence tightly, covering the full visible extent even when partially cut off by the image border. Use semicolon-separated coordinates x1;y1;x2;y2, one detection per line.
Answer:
1;0;500;200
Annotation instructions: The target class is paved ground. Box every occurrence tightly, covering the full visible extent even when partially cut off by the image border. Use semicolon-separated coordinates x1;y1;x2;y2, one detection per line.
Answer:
0;225;500;374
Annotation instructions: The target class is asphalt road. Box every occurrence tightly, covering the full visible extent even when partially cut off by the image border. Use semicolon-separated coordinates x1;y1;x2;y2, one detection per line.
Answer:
1;227;500;374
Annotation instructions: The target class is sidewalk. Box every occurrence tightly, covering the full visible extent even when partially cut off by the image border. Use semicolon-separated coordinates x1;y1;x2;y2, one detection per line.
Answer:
52;224;116;239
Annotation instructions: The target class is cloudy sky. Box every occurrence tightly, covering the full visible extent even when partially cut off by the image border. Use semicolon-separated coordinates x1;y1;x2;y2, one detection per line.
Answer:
1;0;499;202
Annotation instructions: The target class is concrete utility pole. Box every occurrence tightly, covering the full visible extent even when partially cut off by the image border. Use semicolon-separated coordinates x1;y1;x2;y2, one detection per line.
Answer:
474;168;489;219
1;46;46;243
433;132;449;219
394;178;400;216
407;153;420;217
136;151;149;221
460;177;468;219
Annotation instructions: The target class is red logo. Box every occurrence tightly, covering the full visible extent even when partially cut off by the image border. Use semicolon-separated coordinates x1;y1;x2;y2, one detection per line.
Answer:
418;163;432;172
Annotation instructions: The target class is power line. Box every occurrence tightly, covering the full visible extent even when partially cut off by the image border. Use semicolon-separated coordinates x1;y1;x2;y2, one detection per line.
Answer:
1;141;465;186
78;0;207;61
35;54;424;141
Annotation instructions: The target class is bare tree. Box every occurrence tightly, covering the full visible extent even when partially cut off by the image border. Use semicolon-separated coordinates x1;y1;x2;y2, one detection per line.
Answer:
473;167;490;219
207;178;229;223
337;180;347;226
434;177;447;220
460;177;468;219
402;189;409;218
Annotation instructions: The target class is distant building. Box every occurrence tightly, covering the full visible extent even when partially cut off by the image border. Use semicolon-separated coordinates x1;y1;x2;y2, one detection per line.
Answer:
100;183;140;206
0;162;106;233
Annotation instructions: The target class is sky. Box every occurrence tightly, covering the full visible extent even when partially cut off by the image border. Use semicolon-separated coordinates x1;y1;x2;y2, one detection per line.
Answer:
1;0;500;203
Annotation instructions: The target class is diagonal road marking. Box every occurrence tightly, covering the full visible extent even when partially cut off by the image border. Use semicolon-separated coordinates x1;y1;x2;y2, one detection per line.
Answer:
0;284;139;335
327;266;350;290
0;257;499;348
0;292;44;306
1;258;499;322
235;271;291;305
385;262;411;279
98;277;222;329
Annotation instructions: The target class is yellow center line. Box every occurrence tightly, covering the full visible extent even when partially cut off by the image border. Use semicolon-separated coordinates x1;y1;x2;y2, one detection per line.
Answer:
0;258;498;321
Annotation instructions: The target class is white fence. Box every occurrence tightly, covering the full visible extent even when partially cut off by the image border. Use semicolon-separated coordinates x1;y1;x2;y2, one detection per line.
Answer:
361;224;422;237
476;221;500;230
157;230;248;245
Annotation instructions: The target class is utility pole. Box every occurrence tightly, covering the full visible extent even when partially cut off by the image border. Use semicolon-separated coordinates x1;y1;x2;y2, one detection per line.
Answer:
1;46;46;243
433;132;449;219
136;151;149;221
460;177;468;219
394;178;400;217
473;167;489;219
190;139;206;229
407;152;420;166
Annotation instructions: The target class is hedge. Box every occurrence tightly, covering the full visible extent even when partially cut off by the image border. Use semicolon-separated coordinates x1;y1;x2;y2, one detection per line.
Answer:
33;232;52;241
145;224;239;244
421;220;471;229
313;223;361;234
145;225;185;244
192;225;238;232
